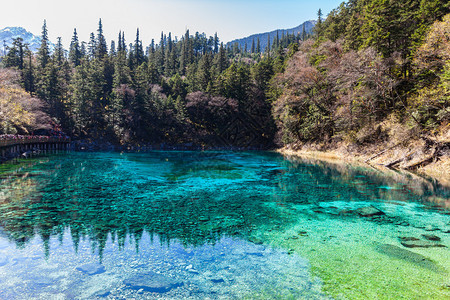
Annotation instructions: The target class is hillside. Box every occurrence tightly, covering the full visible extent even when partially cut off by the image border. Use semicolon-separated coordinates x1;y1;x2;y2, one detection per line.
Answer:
227;20;315;51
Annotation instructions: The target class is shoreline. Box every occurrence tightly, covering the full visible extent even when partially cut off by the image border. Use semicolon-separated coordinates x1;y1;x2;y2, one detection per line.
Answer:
2;138;448;188
277;146;450;188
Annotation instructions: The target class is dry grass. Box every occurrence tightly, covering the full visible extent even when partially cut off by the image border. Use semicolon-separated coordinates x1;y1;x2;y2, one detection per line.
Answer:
418;156;450;186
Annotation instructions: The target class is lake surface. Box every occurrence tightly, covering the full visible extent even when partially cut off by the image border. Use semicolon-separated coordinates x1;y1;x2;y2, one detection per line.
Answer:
0;151;448;299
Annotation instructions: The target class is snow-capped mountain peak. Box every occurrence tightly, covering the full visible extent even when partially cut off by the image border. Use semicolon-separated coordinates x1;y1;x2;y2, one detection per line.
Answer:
0;26;54;55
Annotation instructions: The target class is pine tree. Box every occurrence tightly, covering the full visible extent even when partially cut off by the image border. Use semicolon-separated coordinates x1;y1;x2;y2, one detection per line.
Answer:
37;20;50;68
164;32;176;76
180;30;189;74
266;35;271;53
232;42;240;56
197;53;212;91
148;39;156;65
212;42;228;76
96;19;108;58
134;28;145;67
110;40;116;56
316;8;323;37
121;32;126;53
53;37;65;66
3;37;25;69
117;31;122;53
251;39;255;53
69;29;82;66
302;23;306;41
23;50;34;93
187;35;194;65
276;31;280;48
256;37;261;53
80;42;87;57
128;43;135;70
157;32;165;74
88;33;96;59
252;56;274;91
214;32;219;53
37;60;64;120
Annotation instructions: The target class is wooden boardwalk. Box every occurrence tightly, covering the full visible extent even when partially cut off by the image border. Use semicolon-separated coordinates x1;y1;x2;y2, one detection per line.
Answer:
0;135;71;160
0;136;70;147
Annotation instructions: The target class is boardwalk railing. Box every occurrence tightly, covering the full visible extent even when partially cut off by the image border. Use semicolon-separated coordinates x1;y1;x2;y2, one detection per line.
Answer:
0;135;71;148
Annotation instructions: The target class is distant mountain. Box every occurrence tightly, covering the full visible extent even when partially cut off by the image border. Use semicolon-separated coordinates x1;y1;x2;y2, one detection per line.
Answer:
227;20;316;51
0;27;54;55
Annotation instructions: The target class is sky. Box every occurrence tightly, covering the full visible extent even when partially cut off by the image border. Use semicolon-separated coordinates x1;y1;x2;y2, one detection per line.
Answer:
0;0;343;48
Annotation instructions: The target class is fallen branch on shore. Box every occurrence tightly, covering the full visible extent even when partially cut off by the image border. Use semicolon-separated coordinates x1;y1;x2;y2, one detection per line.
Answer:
364;140;406;163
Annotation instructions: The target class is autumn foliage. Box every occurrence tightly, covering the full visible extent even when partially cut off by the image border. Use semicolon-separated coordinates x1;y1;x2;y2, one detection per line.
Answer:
0;69;50;134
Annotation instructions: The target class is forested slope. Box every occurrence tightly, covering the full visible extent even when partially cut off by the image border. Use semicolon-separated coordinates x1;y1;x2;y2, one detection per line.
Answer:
0;0;449;159
273;0;449;177
1;21;301;148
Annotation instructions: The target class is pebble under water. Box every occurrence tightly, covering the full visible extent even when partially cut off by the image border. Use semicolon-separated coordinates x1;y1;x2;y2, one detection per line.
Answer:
0;151;448;299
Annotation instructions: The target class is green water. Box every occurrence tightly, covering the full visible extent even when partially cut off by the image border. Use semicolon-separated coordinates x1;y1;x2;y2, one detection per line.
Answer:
0;151;448;299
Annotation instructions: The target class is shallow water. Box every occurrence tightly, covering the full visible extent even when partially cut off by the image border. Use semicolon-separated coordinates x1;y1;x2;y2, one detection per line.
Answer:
0;151;448;299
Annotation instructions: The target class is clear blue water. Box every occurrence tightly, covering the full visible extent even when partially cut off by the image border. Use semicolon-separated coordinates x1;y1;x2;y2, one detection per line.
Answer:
0;151;448;299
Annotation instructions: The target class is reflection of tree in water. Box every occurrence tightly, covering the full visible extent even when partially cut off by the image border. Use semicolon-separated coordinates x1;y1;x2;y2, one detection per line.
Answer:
0;152;447;260
275;156;450;209
0;155;292;259
0;159;51;247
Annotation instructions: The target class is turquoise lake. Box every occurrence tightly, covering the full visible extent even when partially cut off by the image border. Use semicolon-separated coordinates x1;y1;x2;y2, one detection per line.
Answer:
0;151;448;299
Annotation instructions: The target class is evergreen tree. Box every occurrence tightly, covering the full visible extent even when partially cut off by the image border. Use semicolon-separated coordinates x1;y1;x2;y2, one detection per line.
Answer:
252;57;274;92
80;41;87;57
302;23;306;41
316;8;323;37
53;37;65;66
266;35;271;53
3;37;25;69
180;30;189;74
128;43;135;70
276;31;280;48
117;31;123;53
134;28;145;67
197;53;212;91
148;39;156;64
96;19;108;58
110;40;116;56
88;33;96;59
37;61;65;121
213;42;228;75
37;20;50;68
121;32;126;53
69;29;82;66
256;37;261;53
157;32;165;74
214;32;219;53
232;42;240;56
23;50;35;93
